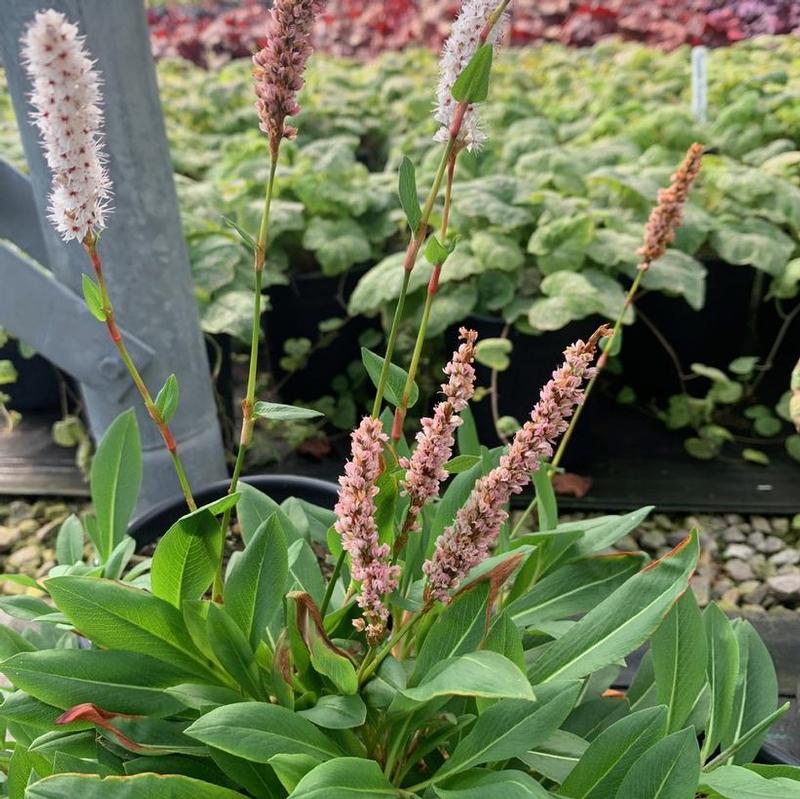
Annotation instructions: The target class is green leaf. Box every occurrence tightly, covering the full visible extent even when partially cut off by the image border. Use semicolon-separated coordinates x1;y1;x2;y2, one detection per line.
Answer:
434;769;551;798
721;621;778;764
399;156;421;232
743;447;770;465
237;483;281;545
754;415;782;437
288;757;397;798
45;576;217;682
412;582;493;682
185;702;343;764
508;553;645;628
297;695;367;730
0;625;36;659
155;374;180;424
438;685;581;781
396;652;534;711
225;513;288;649
0;650;189;717
615;727;700;799
652;590;707;733
729;356;759;376
361;348;419;409
26;773;244;799
305;608;358;696
424;234;452;266
55;515;84;566
301;218;371;276
81;274;105;322
520;730;588;784
528;532;699;685
205;603;264;700
151;509;223;608
699;765;800;799
710;219;795;276
210;748;284;799
452;44;493;103
560;705;668;799
474;337;512;371
253;402;324;422
703;603;740;759
706;704;790;770
786;435;800;464
348;253;432;317
89;410;142;561
444;454;482;474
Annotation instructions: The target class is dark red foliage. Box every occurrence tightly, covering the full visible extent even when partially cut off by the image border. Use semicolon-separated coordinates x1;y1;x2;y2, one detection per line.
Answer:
148;0;800;66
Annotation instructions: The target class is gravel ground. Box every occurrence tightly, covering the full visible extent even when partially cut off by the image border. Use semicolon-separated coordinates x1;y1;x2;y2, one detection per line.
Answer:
1;498;798;615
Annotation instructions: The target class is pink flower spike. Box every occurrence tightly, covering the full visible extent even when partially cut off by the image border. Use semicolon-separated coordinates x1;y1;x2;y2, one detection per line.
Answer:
20;9;112;243
423;326;610;604
252;0;325;155
400;328;478;533
334;416;399;645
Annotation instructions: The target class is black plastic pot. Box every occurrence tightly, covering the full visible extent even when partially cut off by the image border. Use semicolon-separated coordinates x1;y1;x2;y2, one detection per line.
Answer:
265;268;379;403
0;339;62;412
127;474;340;549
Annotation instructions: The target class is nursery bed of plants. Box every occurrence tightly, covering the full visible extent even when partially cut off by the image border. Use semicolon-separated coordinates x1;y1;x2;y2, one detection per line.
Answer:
3;1;800;796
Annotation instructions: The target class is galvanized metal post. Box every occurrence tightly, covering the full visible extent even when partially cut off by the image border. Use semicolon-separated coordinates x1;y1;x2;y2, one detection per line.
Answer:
0;0;228;508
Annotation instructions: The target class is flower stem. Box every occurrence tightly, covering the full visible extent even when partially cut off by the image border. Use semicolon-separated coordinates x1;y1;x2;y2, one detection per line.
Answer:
83;234;196;512
214;153;279;601
358;611;422;686
371;139;456;418
391;151;459;442
320;549;346;617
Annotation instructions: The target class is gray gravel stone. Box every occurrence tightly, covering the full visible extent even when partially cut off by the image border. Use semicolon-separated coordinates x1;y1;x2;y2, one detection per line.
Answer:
769;549;800;567
758;536;784;555
772;517;790;535
752;516;772;534
725;559;755;582
767;574;800;600
723;543;754;561
6;544;42;575
747;531;765;549
0;526;21;554
639;530;666;551
722;526;747;543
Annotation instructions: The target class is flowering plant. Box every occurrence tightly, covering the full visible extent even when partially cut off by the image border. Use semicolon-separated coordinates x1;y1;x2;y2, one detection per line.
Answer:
0;3;794;798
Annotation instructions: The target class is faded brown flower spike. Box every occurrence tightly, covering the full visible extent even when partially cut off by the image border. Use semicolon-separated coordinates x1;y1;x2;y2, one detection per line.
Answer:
638;142;704;271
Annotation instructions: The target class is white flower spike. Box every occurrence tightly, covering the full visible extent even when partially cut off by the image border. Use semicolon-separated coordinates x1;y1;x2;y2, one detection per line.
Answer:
20;9;112;242
433;0;508;152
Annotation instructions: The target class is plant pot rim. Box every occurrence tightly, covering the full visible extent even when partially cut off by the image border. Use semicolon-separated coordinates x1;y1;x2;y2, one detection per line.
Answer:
128;473;340;547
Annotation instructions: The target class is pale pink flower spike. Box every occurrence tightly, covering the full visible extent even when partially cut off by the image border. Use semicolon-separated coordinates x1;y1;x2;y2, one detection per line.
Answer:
20;9;112;243
423;327;610;604
253;0;325;155
334;416;400;645
400;328;478;533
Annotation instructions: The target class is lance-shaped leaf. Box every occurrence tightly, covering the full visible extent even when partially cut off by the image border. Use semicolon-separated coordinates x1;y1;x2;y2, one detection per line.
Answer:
559;705;667;798
0;650;190;717
151;508;222;608
437;684;581;781
361;348;419;409
528;533;699;686
614;727;700;799
395;651;534;713
720;620;778;764
81;274;105;322
434;769;551;798
452;44;493;103
699;763;800;798
224;512;288;648
287;592;358;695
155;374;180;424
652;589;707;733
289;757;397;798
45;576;217;682
297;695;367;730
26;773;244;799
398;156;421;232
185;702;343;764
703;603;739;760
205;603;265;700
89;410;141;561
508;553;646;628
